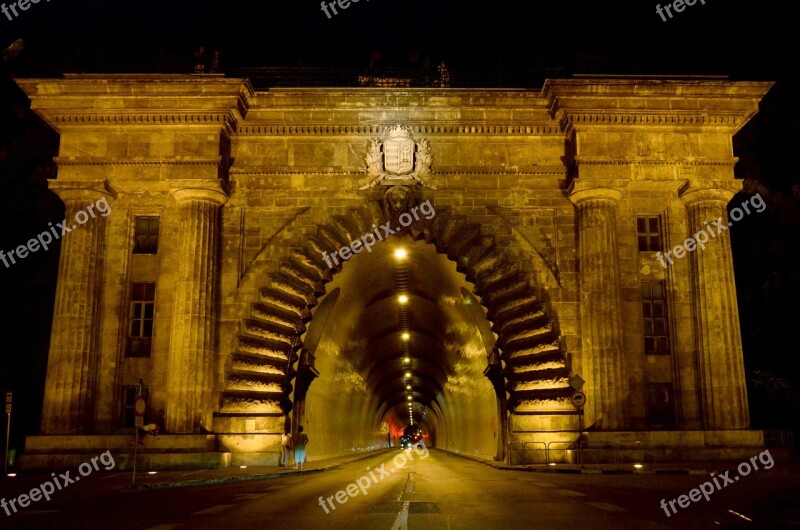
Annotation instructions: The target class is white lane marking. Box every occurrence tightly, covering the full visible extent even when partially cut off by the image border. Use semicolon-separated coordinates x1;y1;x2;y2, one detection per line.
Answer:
12;510;61;517
389;501;410;530
98;473;125;481
555;489;586;497
587;502;627;512
177;470;205;478
146;525;184;530
191;504;234;516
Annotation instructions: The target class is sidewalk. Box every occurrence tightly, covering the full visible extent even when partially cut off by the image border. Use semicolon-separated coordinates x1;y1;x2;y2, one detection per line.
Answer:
443;448;800;475
0;449;392;501
133;448;392;490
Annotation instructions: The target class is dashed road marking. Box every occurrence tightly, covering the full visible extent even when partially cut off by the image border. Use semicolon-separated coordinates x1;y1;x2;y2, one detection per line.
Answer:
555;489;586;497
587;502;627;512
191;504;234;516
12;510;61;517
389;501;409;530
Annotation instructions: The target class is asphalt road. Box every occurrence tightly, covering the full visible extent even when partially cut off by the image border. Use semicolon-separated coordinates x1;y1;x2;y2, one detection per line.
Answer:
2;450;799;529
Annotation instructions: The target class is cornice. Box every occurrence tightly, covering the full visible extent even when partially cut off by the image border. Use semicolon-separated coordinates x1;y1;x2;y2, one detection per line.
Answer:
236;123;563;136
55;157;223;167
575;157;738;167
561;112;742;131
230;168;566;177
50;111;239;132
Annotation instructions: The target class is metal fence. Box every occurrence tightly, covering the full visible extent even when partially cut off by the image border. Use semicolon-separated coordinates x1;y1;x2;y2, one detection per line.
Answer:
229;66;567;89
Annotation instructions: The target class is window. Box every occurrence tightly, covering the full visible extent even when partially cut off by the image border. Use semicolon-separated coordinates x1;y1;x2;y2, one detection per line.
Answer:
637;216;662;252
134;216;160;254
127;282;155;358
642;281;669;355
646;383;675;428
122;385;149;428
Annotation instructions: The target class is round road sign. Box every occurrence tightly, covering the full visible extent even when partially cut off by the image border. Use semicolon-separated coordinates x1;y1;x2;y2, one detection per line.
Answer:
134;397;147;417
570;391;586;409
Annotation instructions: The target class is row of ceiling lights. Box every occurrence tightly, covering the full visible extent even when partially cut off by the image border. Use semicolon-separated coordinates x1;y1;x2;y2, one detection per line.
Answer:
394;247;415;425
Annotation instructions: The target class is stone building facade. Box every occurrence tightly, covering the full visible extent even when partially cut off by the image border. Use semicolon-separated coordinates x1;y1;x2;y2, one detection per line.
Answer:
17;75;772;467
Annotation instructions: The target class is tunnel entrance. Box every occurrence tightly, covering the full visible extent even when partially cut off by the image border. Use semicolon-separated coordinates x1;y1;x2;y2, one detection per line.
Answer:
294;237;504;460
221;194;574;465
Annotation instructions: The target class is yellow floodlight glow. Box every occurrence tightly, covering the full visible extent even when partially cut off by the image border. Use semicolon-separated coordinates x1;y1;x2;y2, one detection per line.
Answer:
394;248;408;260
398;294;409;304
401;332;410;341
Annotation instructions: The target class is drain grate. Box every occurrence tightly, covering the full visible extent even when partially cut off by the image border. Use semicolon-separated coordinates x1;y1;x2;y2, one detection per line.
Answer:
406;501;440;514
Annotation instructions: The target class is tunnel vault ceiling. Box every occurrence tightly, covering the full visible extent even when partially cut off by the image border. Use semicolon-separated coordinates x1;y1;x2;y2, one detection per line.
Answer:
221;202;572;425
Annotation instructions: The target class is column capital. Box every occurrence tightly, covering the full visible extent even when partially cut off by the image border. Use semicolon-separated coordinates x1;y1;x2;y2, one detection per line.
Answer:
170;181;229;206
48;180;117;204
568;182;624;206
679;180;742;207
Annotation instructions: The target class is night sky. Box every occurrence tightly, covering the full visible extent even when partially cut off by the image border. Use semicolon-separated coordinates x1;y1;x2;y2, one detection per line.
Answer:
1;0;798;449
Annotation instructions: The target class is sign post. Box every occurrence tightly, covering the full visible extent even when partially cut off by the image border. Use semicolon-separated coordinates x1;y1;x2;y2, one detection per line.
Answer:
132;381;146;486
569;375;586;466
4;392;11;476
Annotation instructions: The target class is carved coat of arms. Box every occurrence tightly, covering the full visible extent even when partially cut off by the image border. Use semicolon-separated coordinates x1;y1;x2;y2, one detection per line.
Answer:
360;125;436;189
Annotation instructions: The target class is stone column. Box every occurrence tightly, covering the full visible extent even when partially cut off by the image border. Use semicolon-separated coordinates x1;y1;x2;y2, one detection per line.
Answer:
166;186;227;433
570;187;628;430
681;189;749;429
42;181;115;434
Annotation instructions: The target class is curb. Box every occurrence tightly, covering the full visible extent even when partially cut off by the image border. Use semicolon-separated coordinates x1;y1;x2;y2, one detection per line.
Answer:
440;449;715;475
133;449;392;490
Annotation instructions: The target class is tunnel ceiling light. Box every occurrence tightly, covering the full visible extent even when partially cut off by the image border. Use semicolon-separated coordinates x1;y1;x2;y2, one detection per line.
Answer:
401;332;410;341
403;357;410;363
405;372;411;378
406;385;411;390
407;396;413;400
394;248;408;260
398;294;409;305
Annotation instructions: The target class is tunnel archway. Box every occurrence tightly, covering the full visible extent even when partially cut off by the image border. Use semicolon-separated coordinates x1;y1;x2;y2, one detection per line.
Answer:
220;198;573;461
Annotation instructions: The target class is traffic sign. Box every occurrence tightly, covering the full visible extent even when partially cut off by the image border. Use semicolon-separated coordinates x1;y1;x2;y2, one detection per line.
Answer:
5;392;11;414
134;397;146;417
570;391;587;409
135;416;144;428
569;375;585;391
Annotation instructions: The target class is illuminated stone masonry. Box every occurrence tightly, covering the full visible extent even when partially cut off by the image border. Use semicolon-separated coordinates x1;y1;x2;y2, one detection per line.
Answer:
16;75;772;468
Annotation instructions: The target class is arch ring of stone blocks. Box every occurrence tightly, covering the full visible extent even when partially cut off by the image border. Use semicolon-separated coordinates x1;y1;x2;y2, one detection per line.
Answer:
222;200;574;419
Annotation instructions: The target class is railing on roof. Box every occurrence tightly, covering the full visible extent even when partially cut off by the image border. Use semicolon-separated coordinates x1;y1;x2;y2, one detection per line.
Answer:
229;66;567;89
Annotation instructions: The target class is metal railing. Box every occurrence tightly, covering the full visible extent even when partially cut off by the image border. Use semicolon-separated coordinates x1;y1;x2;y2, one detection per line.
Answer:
508;442;547;465
229;66;567;89
508;439;662;466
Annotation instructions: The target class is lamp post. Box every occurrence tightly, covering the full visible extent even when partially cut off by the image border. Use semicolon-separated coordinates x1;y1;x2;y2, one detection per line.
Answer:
4;392;11;476
131;380;146;486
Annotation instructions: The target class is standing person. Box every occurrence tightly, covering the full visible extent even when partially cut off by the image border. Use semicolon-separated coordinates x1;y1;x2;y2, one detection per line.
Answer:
293;426;309;470
280;430;292;467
